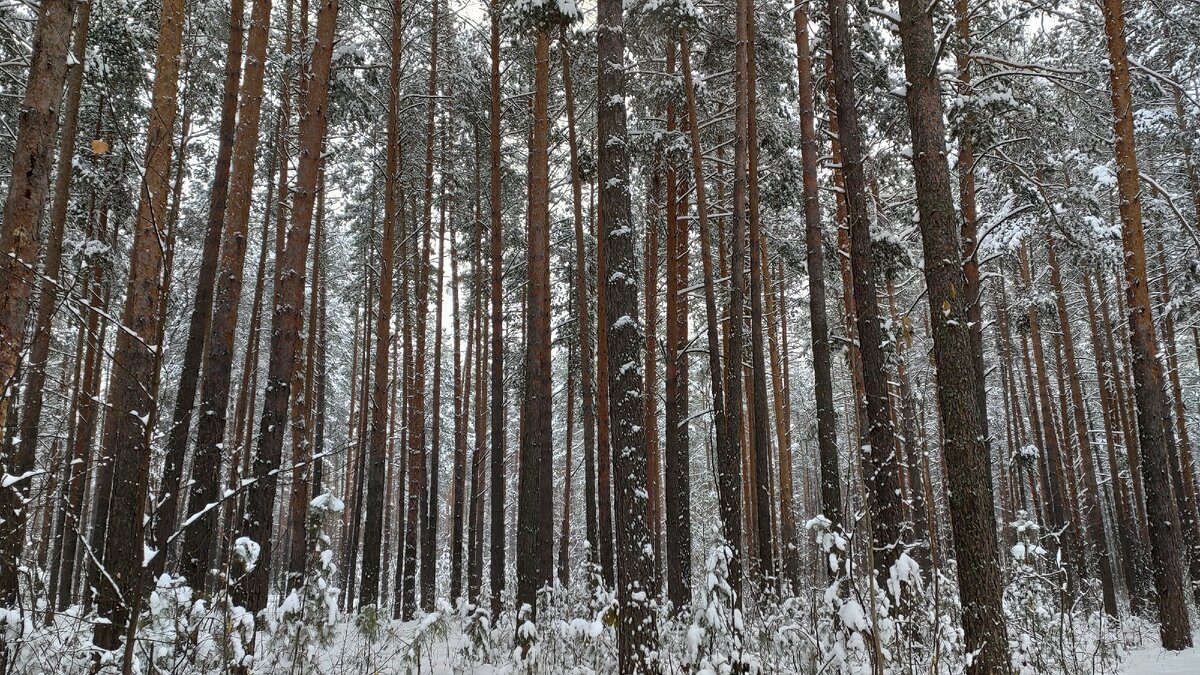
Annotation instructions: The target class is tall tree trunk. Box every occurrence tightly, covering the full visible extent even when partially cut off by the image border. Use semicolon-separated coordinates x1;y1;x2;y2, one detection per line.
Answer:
1019;244;1074;562
451;212;470;603
4;4;91;624
644;158;662;580
1047;235;1117;616
680;27;743;606
829;0;905;589
662;37;691;611
794;2;843;578
740;0;774;587
487;0;507;618
359;0;401;609
285;167;325;588
1083;272;1142;613
223;114;279;570
0;3;80;646
0;0;79;429
153;0;245;574
13;0;91;551
91;0;186;652
561;31;598;577
1100;0;1191;647
516;25;555;636
53;138;107;611
1155;241;1200;594
233;0;338;622
953;0;990;478
598;0;660;669
424;138;449;610
893;0;1010;663
179;0;276;589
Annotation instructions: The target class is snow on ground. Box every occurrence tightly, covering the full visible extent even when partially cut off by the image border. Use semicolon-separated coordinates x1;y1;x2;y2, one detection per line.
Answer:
1123;638;1200;674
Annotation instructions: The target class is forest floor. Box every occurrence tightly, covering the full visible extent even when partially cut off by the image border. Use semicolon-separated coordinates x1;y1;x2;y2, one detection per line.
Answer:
1123;636;1200;674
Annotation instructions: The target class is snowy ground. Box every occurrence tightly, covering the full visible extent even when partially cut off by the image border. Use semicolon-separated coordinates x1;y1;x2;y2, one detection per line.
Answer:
1123;638;1200;674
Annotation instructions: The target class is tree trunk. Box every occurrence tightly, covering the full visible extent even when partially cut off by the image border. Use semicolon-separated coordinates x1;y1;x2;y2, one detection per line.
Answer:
645;156;662;581
794;3;843;578
153;0;244;576
0;0;79;430
662;37;691;611
561;31;598;578
178;0;276;589
829;0;905;589
1100;0;1192;645
893;0;1010;663
233;0;338;622
91;0;185;652
1083;271;1143;613
516;26;555;631
359;0;401;609
680;27;743;606
487;0;507;618
1047;235;1118;615
424;124;449;612
598;0;660;668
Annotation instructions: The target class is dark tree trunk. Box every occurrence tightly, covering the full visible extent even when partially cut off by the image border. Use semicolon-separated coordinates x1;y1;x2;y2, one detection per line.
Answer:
152;0;244;576
487;0;507;618
829;0;905;588
894;0;1010;663
662;37;691;611
359;0;401;609
793;3;843;578
1047;236;1118;616
517;25;555;624
598;0;660;668
561;31;598;578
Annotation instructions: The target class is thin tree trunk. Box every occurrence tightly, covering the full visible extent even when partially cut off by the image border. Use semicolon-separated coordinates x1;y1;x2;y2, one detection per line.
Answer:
451;209;470;603
740;0;775;587
1083;272;1142;613
644;156;662;582
487;0;507;618
596;170;615;587
424;138;449;610
680;27;743;607
662;37;691;611
560;31;598;578
359;0;401;609
1047;235;1117;616
794;4;843;580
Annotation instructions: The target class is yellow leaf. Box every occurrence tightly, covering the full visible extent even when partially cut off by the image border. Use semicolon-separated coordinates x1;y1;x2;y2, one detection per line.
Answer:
948;284;957;300
942;299;951;316
91;139;109;155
